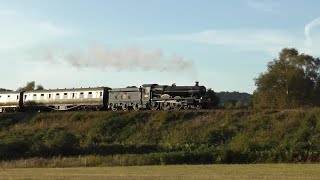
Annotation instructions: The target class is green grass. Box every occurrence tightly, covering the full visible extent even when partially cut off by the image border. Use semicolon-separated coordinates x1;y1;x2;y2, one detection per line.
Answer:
1;109;320;164
0;164;320;179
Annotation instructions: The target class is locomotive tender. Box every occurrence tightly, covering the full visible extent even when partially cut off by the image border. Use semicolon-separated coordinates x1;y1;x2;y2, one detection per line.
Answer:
0;82;210;112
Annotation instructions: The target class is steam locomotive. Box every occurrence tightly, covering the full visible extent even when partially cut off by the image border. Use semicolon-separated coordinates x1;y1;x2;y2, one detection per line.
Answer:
0;82;211;112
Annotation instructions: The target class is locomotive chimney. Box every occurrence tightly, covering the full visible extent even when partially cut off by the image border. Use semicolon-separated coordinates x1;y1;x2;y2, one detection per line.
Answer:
195;81;199;86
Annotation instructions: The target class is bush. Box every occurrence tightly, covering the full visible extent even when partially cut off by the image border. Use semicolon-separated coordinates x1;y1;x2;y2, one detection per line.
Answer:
43;128;79;156
0;134;30;159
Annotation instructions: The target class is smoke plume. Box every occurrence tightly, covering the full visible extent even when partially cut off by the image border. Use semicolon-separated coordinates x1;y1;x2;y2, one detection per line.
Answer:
60;42;193;72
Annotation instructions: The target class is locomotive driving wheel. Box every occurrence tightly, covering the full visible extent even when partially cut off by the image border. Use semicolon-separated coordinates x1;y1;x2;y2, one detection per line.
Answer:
173;102;182;110
150;102;159;110
161;101;171;110
173;96;182;110
196;105;202;110
122;103;129;111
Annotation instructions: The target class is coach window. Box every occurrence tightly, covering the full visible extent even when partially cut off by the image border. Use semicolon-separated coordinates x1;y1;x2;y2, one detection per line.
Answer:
72;93;76;98
49;94;52;99
80;92;84;98
88;92;92;98
100;92;103;96
24;95;27;100
63;93;68;99
16;95;19;100
7;95;10;98
56;93;60;99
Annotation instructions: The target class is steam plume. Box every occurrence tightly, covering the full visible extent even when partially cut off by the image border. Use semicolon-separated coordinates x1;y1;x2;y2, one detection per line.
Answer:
61;42;193;72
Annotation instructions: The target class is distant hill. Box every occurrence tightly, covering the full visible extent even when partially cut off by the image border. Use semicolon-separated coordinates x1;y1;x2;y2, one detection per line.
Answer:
216;91;252;106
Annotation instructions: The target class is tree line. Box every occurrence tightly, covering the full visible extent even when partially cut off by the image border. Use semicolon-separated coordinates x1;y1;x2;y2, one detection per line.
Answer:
204;48;320;109
253;48;320;108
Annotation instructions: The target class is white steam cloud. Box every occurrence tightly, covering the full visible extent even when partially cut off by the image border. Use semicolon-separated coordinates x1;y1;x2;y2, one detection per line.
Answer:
41;43;194;72
305;17;320;47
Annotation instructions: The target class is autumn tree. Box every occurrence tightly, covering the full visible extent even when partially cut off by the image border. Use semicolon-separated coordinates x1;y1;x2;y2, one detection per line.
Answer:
253;48;320;108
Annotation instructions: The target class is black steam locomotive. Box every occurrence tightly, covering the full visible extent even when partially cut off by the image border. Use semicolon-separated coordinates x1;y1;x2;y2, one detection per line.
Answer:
109;81;209;111
0;82;211;112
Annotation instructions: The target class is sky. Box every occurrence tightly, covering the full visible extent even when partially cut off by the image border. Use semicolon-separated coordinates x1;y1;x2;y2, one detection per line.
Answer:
1;0;320;93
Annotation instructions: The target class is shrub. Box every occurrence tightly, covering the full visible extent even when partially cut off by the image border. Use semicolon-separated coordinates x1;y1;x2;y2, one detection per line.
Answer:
43;128;79;156
0;134;30;159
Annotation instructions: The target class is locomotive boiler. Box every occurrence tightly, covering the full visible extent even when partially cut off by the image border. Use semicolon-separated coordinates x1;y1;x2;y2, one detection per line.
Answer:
150;81;206;99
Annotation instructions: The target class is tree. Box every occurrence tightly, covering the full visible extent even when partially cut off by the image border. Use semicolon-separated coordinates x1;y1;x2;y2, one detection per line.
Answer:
36;84;44;90
17;81;45;91
254;48;320;108
205;88;220;107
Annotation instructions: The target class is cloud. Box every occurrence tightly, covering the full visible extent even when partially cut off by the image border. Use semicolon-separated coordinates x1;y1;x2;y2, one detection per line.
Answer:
246;0;277;12
39;42;194;72
0;8;71;52
140;17;320;56
305;17;320;48
140;29;302;55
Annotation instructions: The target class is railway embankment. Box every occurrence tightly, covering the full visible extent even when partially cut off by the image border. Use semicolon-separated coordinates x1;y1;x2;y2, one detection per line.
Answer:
0;109;319;167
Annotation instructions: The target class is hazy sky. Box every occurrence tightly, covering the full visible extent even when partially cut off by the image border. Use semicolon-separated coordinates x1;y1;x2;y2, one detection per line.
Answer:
1;0;320;93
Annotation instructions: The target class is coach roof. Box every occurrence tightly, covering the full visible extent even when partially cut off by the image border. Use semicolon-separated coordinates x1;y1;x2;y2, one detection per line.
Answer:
0;91;21;94
25;87;110;93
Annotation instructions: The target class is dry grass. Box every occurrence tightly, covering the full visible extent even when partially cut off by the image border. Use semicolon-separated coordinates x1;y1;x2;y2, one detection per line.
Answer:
0;164;320;180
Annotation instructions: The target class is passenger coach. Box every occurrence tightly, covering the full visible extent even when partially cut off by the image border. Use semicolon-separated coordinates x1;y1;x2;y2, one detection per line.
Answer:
0;91;23;112
23;87;110;111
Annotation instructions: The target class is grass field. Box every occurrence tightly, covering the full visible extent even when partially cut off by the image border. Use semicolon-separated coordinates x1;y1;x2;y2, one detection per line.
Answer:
0;164;320;180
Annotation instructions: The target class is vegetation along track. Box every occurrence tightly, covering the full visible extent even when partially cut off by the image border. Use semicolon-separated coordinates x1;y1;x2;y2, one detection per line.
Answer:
0;108;320;167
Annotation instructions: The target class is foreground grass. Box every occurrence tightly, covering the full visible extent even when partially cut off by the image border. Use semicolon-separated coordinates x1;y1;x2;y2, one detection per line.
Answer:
0;164;320;180
2;109;320;164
